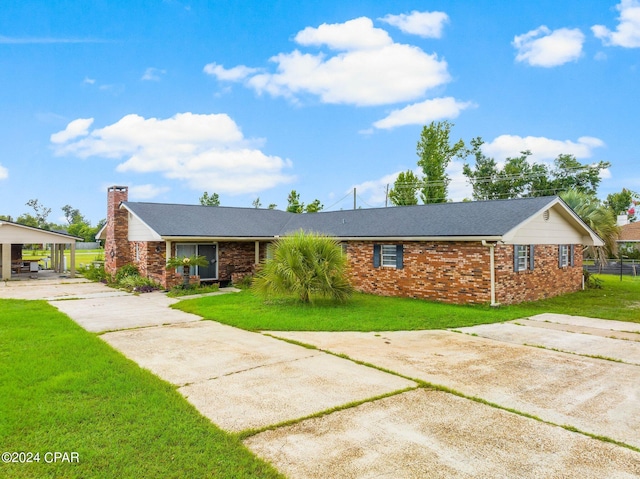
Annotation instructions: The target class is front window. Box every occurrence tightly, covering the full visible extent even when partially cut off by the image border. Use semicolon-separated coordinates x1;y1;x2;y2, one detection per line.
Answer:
175;244;197;275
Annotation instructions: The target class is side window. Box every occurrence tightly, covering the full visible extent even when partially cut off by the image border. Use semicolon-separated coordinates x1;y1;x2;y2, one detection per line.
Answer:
514;245;535;272
373;244;404;269
559;245;575;268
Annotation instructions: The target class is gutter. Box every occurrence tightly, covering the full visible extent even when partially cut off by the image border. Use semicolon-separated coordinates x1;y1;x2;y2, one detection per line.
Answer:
482;240;499;307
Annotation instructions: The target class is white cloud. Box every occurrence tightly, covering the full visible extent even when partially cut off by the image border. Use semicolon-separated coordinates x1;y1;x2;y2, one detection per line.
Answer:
296;17;392;50
373;97;474;129
592;0;640;47
0;163;8;180
51;112;295;194
350;171;406;206
50;118;94;144
129;184;170;200
141;67;166;81
203;62;259;81
207;16;451;107
83;77;96;85
513;26;585;67
379;11;449;38
482;135;605;162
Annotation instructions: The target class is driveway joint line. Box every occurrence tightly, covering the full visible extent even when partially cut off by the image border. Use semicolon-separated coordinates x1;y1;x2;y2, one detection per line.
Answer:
178;353;323;387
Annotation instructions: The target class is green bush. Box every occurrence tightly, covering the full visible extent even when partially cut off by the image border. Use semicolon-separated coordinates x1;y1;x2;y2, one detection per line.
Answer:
118;275;161;293
115;263;140;283
79;263;107;282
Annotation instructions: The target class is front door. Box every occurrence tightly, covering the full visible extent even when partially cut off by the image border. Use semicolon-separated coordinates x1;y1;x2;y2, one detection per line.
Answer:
198;244;217;279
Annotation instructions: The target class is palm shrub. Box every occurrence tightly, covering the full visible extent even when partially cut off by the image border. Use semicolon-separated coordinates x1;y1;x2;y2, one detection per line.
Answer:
165;254;209;287
252;230;354;303
561;189;620;263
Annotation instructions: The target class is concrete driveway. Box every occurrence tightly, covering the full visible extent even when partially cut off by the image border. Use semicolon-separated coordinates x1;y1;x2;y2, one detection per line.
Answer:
3;278;640;477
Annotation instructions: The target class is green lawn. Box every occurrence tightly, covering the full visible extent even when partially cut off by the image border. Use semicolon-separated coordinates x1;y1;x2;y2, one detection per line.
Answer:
0;299;283;479
22;248;104;268
172;275;640;331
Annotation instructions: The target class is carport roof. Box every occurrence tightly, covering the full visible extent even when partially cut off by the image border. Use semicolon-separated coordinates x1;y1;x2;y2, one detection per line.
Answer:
119;195;601;243
0;220;82;243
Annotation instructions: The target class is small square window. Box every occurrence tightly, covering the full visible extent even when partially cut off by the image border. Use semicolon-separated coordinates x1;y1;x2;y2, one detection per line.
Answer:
381;244;397;267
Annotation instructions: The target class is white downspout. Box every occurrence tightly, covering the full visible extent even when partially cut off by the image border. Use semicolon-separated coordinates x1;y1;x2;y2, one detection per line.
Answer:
482;240;497;307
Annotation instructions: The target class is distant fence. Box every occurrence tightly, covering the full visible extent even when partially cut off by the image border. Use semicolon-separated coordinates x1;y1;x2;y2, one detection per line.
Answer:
76;242;102;250
584;260;638;276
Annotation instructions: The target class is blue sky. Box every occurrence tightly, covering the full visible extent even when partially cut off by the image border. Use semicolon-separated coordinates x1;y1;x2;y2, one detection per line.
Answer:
1;0;639;225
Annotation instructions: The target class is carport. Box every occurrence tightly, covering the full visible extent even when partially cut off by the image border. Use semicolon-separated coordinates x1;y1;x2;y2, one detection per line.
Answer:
0;220;80;280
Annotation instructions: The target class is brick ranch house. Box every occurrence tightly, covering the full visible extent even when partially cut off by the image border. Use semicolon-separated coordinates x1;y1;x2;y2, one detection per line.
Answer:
99;185;603;305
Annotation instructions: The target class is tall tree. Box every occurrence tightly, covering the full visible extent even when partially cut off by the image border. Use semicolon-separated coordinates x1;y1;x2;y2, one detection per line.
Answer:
550;154;610;197
24;199;51;229
305;199;323;213
62;204;86;225
252;197;262;208
463;140;610;200
199;192;220;206
389;170;421;206
604;188;638;222
416;120;466;204
286;190;304;213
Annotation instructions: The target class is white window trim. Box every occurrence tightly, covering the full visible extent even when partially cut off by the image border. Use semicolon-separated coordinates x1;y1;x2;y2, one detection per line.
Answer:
517;246;529;272
559;245;569;268
381;244;398;268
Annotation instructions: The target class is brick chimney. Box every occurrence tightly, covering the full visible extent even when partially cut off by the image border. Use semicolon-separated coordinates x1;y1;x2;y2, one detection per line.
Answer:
105;186;131;277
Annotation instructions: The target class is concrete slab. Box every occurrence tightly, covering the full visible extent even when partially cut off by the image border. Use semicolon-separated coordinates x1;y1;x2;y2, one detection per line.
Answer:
0;278;116;300
102;321;416;431
270;329;640;449
102;321;320;385
512;318;640;342
530;313;640;333
245;389;640;479
180;354;416;432
458;322;640;365
53;291;197;333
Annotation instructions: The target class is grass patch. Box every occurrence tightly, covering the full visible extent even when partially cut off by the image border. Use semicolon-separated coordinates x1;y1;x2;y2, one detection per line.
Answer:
0;299;283;479
167;283;220;298
172;275;640;331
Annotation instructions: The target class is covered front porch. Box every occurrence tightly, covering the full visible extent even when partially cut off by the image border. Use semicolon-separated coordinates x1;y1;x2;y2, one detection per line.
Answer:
0;220;81;280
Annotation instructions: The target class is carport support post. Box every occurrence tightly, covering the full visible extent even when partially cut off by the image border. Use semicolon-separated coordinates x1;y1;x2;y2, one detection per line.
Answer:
69;242;76;278
51;244;57;272
1;243;10;280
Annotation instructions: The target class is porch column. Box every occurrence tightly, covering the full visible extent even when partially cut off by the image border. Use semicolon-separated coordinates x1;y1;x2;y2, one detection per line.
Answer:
58;245;65;273
51;244;57;272
1;243;10;280
69;242;76;278
254;241;260;265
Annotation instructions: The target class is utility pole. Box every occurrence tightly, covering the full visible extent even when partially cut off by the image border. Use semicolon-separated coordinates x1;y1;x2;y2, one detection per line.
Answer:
385;184;389;207
353;188;356;210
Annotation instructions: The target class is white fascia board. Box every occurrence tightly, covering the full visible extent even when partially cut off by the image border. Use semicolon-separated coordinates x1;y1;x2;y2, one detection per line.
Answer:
120;204;162;241
0;221;82;242
162;235;503;242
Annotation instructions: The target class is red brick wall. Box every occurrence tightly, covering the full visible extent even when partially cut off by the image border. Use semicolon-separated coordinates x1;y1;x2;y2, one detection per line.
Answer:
495;244;583;304
347;241;583;305
104;186;131;278
133;241;264;289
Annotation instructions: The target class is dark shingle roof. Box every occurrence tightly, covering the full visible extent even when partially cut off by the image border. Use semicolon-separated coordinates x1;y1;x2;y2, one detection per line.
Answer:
124;196;559;239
